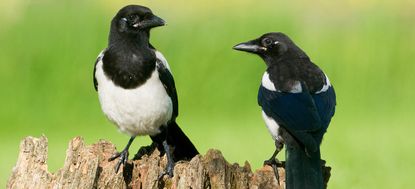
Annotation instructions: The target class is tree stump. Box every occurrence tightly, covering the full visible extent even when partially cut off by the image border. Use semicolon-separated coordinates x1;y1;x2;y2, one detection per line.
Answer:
7;136;331;189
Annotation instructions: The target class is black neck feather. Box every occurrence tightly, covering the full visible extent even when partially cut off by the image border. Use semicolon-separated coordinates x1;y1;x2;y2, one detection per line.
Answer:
266;53;326;93
103;30;156;89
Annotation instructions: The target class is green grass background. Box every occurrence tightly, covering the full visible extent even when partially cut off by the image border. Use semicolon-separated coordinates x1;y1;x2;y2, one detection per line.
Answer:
1;0;414;188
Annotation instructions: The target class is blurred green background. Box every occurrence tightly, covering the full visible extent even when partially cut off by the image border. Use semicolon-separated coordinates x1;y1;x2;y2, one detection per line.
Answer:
1;0;414;188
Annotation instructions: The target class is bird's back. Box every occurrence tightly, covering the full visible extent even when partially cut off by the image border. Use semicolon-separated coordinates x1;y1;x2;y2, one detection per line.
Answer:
258;73;336;144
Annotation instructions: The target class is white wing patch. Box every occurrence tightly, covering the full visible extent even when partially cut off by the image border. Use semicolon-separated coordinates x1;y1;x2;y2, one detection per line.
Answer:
261;71;302;93
96;49;105;60
155;51;171;71
261;72;277;91
290;81;302;93
316;74;332;94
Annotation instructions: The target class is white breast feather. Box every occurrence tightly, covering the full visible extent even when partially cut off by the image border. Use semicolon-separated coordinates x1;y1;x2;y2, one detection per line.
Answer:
95;54;173;136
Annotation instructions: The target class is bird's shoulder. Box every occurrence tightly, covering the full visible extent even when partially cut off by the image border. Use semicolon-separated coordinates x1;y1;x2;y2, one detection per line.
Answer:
154;50;179;118
299;61;327;93
260;69;333;96
266;59;327;93
155;51;172;71
261;71;302;93
93;49;106;91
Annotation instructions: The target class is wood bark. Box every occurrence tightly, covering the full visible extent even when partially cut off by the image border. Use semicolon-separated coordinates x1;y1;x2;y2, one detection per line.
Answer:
7;136;331;189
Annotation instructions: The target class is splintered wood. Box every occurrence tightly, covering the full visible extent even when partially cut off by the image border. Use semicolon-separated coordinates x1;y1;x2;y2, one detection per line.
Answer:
7;136;330;189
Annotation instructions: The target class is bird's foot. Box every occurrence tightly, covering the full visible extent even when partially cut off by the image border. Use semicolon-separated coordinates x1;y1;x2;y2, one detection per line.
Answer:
263;158;282;166
157;140;174;180
108;149;129;173
158;160;174;180
263;158;281;184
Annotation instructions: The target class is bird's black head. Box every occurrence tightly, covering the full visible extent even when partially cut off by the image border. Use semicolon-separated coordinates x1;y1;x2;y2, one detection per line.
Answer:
233;32;308;64
111;5;165;34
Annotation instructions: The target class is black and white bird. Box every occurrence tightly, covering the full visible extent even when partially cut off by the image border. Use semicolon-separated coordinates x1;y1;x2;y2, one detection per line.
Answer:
93;5;198;176
233;32;336;189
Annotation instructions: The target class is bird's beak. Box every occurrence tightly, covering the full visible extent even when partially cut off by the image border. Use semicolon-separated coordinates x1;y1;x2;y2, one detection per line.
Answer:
138;15;166;29
233;40;266;53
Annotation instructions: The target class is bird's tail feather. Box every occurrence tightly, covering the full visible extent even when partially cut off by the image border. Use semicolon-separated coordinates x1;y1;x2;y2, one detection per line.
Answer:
150;121;199;161
167;121;199;161
285;144;323;189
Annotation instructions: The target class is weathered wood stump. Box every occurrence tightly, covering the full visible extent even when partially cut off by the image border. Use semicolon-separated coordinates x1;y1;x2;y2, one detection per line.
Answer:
7;136;331;189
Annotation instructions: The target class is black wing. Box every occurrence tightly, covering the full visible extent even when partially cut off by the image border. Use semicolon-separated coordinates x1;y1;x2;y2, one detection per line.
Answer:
258;83;323;152
311;86;336;141
93;50;106;91
156;59;179;120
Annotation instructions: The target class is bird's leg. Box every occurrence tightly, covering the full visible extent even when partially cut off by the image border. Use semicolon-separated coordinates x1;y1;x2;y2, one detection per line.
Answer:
156;125;175;179
264;139;284;183
163;140;174;176
158;140;175;179
264;139;284;165
109;136;135;173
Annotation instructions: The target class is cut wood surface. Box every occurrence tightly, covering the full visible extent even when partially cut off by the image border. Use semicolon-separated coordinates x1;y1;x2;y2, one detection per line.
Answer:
7;136;331;189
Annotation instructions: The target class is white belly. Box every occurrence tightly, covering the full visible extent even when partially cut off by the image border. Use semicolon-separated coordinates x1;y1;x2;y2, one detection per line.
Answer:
95;60;173;136
261;111;281;140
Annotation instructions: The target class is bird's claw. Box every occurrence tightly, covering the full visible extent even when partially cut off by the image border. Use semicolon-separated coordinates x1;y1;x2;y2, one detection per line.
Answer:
263;158;280;166
108;150;129;173
158;161;174;181
108;152;121;161
157;171;171;181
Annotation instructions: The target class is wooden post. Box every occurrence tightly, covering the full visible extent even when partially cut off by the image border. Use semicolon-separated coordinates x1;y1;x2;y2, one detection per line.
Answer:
7;136;331;189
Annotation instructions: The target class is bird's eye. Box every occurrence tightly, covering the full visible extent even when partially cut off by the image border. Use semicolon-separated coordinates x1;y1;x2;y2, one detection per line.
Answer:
262;38;273;47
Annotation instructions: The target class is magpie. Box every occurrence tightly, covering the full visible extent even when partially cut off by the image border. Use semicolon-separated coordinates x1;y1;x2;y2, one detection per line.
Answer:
233;32;336;189
93;5;198;176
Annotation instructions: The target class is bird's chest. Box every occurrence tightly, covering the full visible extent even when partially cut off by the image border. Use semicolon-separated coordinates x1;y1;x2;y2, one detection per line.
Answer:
95;60;173;136
102;49;156;89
